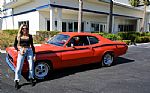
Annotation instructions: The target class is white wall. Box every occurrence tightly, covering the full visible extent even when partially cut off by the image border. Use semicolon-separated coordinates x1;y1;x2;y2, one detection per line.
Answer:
113;0;130;5
114;5;143;18
13;11;39;35
39;11;50;31
1;0;148;32
1;10;40;34
0;0;4;8
51;0;143;18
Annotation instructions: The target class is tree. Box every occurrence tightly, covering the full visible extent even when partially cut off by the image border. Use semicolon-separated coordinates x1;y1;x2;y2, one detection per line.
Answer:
98;0;114;33
129;0;150;32
78;0;83;33
108;0;113;33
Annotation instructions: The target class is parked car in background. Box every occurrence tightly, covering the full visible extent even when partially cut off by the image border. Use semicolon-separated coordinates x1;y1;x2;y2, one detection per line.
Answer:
6;32;128;79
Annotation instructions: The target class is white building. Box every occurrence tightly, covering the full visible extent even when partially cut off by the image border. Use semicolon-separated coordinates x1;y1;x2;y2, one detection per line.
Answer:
0;0;150;35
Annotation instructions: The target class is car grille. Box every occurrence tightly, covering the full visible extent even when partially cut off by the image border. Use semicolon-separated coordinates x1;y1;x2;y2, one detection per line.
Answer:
7;53;13;62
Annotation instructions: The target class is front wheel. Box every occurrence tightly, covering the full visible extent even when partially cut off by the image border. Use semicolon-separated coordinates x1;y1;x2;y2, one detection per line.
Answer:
102;53;114;67
34;61;52;80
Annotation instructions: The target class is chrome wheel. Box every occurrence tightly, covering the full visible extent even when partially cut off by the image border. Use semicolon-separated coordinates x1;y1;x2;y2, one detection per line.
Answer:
35;62;50;79
102;53;114;67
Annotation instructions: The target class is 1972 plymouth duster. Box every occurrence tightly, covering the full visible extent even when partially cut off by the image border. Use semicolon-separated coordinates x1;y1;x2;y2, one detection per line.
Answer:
6;32;128;79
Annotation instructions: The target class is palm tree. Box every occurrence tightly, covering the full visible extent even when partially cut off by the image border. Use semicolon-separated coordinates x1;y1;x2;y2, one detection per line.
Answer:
108;0;113;33
78;0;83;33
129;0;150;32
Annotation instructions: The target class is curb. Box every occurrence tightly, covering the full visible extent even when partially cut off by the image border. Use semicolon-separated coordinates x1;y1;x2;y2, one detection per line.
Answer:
128;42;150;47
0;49;6;53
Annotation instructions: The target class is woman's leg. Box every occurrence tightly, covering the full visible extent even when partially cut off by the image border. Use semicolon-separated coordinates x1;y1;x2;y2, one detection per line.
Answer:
27;48;34;79
15;49;26;82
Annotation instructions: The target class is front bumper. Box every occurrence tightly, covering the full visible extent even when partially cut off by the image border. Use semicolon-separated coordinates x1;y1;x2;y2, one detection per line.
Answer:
5;54;15;72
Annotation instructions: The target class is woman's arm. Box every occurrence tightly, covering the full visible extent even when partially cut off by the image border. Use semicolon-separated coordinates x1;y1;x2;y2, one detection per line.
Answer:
30;35;35;54
14;36;19;51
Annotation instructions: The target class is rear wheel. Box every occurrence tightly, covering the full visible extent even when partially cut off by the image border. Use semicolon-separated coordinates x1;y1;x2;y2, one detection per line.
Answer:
34;61;52;80
102;53;114;67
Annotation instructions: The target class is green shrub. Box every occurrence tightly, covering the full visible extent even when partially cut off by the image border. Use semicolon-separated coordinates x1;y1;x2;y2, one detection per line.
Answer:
36;31;59;37
117;32;141;40
117;32;128;40
0;29;18;49
135;36;150;43
94;32;108;36
143;32;150;36
34;31;59;44
0;32;15;49
121;40;131;45
103;34;122;40
2;29;18;35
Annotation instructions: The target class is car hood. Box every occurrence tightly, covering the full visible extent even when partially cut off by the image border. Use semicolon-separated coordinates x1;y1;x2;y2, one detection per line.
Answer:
35;44;66;54
6;44;66;55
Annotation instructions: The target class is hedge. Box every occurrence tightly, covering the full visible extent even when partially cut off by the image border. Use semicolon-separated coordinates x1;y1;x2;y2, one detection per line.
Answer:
34;31;59;44
2;29;18;35
135;36;150;43
0;32;15;49
1;30;150;49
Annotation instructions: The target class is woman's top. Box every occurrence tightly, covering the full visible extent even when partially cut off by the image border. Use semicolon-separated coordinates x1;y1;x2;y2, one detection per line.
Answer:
19;37;30;46
14;34;35;54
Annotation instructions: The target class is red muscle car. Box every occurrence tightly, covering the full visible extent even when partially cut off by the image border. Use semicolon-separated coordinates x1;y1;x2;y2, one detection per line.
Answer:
6;32;128;79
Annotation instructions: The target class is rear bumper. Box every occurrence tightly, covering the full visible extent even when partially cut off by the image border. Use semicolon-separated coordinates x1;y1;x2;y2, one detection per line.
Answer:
5;54;15;72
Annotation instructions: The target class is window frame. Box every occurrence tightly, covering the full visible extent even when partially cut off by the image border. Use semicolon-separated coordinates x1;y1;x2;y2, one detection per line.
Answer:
87;36;99;45
18;20;29;29
66;35;90;47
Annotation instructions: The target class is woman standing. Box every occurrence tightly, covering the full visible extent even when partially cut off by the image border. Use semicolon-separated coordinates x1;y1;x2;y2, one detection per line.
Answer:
14;24;35;89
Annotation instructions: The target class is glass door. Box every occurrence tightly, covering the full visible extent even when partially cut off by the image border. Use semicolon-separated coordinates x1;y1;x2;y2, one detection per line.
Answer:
62;21;84;32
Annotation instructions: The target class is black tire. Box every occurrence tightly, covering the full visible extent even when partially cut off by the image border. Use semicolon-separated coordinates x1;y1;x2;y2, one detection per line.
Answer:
34;61;52;80
102;53;114;67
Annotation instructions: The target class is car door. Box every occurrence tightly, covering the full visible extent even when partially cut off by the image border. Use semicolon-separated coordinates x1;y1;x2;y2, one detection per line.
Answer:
61;36;94;67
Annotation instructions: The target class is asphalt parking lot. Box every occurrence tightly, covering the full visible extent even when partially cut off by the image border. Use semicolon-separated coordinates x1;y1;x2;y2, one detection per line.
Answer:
0;43;150;93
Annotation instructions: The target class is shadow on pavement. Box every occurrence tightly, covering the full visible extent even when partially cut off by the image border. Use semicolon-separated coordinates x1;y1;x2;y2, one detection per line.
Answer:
1;52;135;88
113;57;135;66
35;57;135;83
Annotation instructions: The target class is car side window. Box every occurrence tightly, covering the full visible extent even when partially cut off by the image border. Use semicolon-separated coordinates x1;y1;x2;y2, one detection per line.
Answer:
88;36;99;45
67;36;89;47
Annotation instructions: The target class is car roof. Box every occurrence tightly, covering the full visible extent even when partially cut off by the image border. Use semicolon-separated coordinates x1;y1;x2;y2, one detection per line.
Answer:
59;32;100;37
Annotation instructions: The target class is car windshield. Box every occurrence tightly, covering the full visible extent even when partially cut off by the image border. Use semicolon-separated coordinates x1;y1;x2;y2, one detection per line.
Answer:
47;34;70;46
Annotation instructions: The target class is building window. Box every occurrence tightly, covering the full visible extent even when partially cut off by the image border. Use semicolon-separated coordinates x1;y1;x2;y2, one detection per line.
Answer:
47;20;50;31
118;25;135;32
148;23;150;32
68;22;73;32
62;22;66;32
91;22;106;33
74;22;78;32
46;20;57;31
62;21;84;32
18;21;29;28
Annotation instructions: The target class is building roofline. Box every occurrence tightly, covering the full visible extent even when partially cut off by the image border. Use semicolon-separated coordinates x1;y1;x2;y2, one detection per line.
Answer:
1;4;142;19
50;4;142;19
